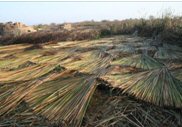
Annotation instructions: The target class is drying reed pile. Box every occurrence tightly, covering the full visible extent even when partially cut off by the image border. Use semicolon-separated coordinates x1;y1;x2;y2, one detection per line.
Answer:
0;35;182;127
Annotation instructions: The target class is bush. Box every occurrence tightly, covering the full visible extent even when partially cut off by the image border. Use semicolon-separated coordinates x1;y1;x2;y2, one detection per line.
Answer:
0;29;101;45
1;15;182;46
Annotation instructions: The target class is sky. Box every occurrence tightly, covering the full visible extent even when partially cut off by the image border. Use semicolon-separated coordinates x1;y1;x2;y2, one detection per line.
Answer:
0;2;182;25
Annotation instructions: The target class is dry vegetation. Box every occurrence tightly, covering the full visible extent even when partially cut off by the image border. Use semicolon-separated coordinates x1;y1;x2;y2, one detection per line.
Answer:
0;14;182;127
0;14;182;46
0;29;100;45
0;34;182;127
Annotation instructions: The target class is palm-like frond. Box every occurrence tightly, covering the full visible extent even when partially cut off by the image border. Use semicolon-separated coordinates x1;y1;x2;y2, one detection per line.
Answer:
0;80;42;115
61;50;112;75
111;54;163;70
120;44;135;53
163;43;182;52
154;47;182;60
135;45;157;54
0;66;98;126
102;67;182;107
0;65;65;115
26;72;97;126
172;68;182;81
0;64;56;82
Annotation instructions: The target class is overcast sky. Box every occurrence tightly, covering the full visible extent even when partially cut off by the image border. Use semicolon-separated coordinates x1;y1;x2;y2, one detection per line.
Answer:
0;2;182;25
